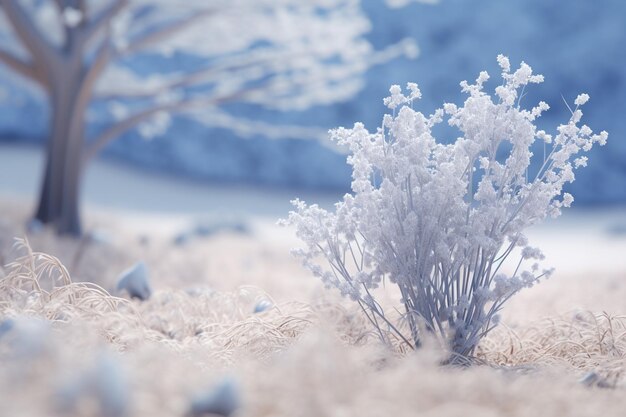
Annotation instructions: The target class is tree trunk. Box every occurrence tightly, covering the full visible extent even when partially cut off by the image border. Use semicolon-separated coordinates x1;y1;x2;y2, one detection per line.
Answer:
57;124;84;236
35;91;71;224
33;70;85;236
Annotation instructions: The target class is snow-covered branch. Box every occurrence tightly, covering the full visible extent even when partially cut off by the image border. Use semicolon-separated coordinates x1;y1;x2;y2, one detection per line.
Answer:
84;86;263;162
121;9;216;56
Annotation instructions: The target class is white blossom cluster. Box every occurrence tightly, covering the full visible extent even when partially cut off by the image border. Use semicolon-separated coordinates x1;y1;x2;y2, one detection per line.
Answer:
283;56;608;357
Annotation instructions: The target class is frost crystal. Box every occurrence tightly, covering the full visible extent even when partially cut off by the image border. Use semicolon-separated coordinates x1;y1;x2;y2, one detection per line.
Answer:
283;57;607;358
575;93;590;106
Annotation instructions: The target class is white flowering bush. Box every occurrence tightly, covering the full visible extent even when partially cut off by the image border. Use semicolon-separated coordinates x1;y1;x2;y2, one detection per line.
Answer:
283;56;608;359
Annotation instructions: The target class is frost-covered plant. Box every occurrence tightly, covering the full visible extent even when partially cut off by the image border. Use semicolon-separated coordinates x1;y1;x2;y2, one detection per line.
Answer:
283;56;608;358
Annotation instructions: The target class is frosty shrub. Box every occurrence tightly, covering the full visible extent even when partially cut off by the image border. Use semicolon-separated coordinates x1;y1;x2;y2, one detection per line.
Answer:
283;56;608;358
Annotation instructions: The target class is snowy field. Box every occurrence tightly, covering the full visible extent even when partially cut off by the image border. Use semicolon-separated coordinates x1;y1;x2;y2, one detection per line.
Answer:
2;144;626;416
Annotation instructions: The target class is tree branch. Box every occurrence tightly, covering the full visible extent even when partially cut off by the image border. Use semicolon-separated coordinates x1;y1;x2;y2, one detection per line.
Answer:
94;48;301;101
85;56;361;162
70;40;115;145
122;9;215;56
83;101;188;163
52;0;88;17
83;0;128;43
94;63;243;101
85;40;114;88
0;1;58;66
0;48;44;86
77;0;87;16
83;89;253;163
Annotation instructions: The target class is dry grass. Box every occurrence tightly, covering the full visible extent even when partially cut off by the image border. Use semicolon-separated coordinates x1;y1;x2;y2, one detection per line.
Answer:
479;312;626;384
1;199;626;416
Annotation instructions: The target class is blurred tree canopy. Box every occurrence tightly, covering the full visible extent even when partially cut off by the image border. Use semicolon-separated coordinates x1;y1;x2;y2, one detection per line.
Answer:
0;0;419;235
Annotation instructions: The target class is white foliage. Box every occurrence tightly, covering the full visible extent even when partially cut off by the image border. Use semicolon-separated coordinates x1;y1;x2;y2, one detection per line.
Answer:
108;101;129;121
0;0;421;140
284;56;608;357
62;7;83;28
194;108;328;142
138;111;171;140
386;0;439;7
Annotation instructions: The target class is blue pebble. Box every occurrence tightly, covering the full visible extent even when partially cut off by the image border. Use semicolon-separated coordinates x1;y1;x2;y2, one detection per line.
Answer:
188;378;240;417
116;262;152;301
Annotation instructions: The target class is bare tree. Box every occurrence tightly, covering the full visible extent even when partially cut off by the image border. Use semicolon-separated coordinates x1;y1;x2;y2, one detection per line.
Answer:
0;0;419;236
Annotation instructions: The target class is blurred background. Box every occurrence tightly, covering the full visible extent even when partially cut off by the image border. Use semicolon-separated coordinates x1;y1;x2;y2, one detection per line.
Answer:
0;0;624;217
2;4;626;416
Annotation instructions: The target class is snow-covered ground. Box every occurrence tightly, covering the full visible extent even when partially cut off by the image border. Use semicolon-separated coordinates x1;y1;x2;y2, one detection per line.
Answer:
2;145;626;416
2;142;626;326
